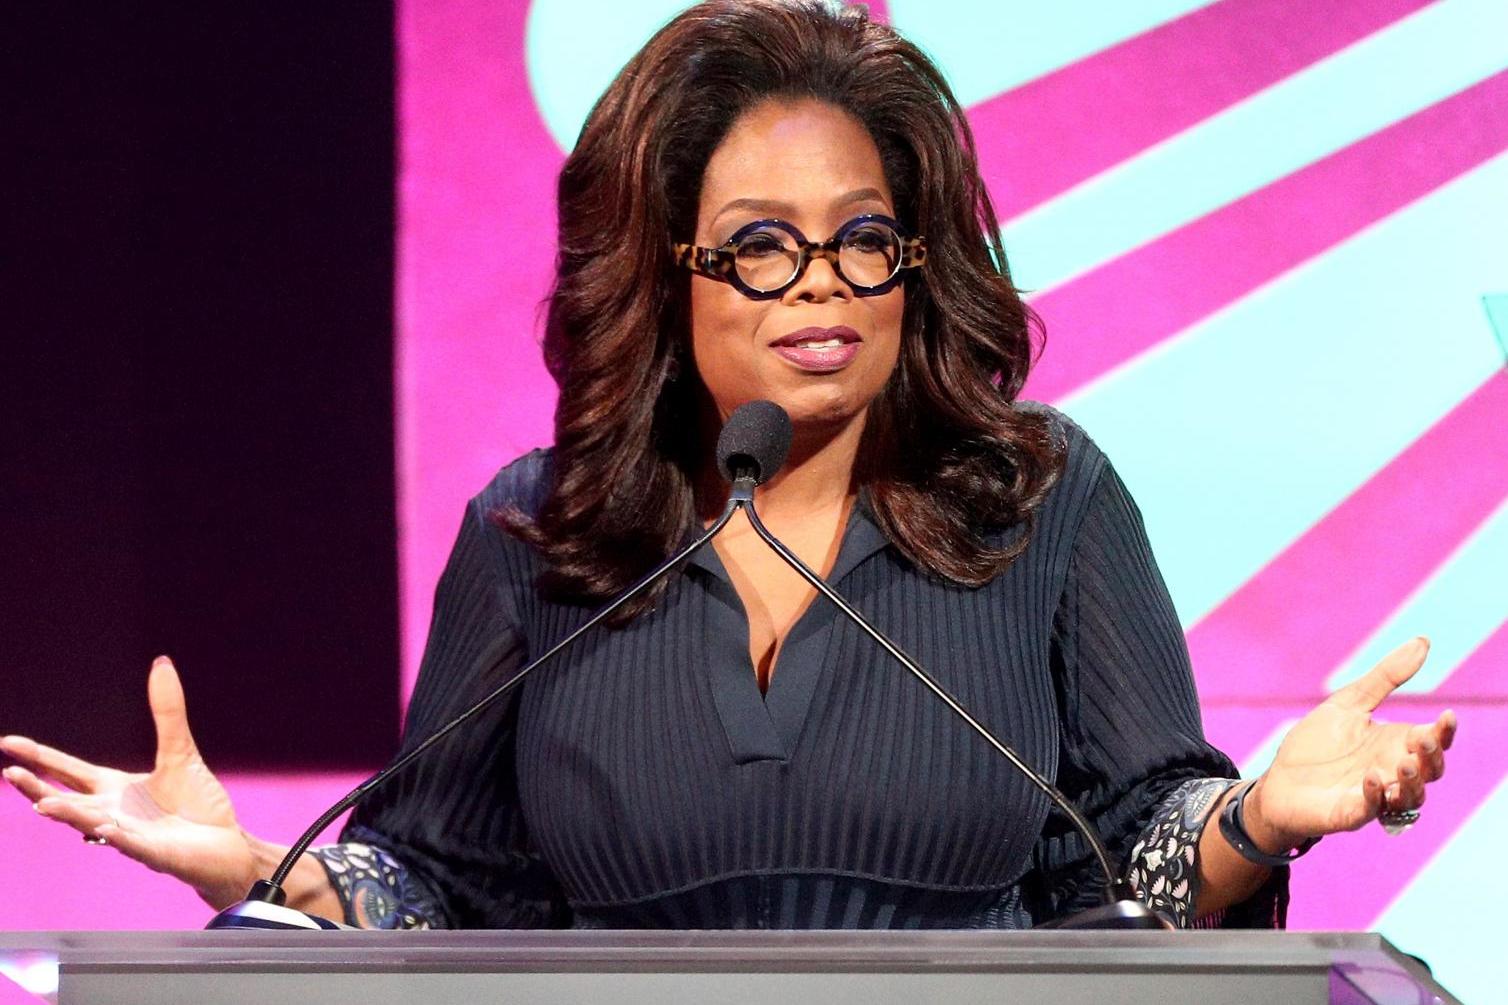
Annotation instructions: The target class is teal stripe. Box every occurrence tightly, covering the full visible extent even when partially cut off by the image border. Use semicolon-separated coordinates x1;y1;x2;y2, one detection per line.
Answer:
1326;498;1508;695
526;0;692;152
1370;774;1508;1005
886;0;1214;108
1003;0;1508;292
1059;153;1508;626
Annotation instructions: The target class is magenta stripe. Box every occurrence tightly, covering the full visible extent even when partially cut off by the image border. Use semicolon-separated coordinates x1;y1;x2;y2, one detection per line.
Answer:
398;0;565;704
1022;70;1508;404
1189;371;1508;704
1203;705;1297;767
1432;617;1508;697
1283;706;1508;930
1205;626;1508;929
0;771;365;930
968;0;1434;220
1289;623;1508;928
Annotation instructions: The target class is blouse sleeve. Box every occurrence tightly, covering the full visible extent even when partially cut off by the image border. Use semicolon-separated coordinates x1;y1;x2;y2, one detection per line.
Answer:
307;494;571;929
1027;460;1287;928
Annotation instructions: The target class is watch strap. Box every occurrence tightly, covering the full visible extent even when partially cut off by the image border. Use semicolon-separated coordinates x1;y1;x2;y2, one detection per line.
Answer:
1218;780;1320;867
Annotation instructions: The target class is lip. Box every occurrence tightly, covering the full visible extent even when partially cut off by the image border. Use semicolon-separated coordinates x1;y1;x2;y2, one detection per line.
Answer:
770;325;862;348
768;326;863;373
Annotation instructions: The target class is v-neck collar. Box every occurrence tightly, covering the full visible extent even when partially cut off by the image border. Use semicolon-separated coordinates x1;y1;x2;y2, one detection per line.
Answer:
681;495;893;764
681;493;891;584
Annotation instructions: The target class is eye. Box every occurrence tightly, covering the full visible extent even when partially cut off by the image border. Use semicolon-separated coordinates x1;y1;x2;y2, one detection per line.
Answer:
735;231;792;258
845;228;891;252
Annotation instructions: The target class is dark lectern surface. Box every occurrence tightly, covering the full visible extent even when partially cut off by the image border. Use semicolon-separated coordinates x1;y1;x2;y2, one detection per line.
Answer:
0;930;1460;1004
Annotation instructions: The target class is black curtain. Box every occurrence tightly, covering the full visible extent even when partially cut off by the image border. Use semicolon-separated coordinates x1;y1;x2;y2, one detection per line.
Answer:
5;6;400;770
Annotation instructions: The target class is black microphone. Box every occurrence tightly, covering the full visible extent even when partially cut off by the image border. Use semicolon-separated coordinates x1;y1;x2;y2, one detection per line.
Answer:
717;404;1167;931
716;398;792;487
207;403;787;930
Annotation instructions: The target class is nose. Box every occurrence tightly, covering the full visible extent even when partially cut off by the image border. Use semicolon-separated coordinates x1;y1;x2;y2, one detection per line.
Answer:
784;248;852;305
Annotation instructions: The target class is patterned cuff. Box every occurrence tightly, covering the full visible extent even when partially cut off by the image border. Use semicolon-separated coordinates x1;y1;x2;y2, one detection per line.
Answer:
1126;777;1241;928
308;842;447;930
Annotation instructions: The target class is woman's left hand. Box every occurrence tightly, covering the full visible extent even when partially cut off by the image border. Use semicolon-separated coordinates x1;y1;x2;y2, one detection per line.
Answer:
1244;637;1457;851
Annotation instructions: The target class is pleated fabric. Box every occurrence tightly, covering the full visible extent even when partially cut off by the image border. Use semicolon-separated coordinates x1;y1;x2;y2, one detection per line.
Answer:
340;405;1270;929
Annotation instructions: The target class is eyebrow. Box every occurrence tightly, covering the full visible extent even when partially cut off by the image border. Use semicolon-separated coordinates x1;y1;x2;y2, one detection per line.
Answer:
711;187;890;223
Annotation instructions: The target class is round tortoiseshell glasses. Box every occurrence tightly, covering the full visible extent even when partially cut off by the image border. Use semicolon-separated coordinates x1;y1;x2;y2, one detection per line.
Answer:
673;214;927;300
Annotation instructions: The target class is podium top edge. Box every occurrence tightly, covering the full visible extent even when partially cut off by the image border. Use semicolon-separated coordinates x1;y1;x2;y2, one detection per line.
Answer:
0;928;1395;966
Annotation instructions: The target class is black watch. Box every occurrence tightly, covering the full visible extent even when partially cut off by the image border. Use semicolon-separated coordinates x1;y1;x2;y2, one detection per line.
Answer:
1218;780;1320;867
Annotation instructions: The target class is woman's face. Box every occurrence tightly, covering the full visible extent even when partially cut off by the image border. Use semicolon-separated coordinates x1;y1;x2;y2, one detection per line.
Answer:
689;98;905;435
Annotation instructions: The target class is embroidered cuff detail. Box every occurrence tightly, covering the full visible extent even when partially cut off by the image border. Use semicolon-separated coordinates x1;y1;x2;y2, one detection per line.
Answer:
1126;777;1241;928
309;842;446;930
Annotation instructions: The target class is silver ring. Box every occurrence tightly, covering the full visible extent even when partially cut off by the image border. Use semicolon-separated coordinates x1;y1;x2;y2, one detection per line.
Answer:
1378;808;1421;836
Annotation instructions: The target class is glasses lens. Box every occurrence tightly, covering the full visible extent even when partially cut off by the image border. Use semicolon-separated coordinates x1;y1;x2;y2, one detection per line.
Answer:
839;221;902;288
733;226;801;292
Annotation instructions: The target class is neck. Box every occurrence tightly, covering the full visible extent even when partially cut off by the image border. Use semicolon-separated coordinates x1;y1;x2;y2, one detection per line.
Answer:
758;411;865;518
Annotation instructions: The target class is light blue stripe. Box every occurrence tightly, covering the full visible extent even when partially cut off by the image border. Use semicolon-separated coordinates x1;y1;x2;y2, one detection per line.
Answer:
526;0;693;152
1370;773;1508;1005
1326;498;1508;695
1058;152;1508;627
1486;294;1508;363
524;0;1221;154
1002;0;1508;292
886;0;1214;109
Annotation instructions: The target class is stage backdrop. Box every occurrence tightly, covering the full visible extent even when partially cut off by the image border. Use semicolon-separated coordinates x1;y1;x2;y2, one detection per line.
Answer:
1;2;1502;1003
398;1;1507;1001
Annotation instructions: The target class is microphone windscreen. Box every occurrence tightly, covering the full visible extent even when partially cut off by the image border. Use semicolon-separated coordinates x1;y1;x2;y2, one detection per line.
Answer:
716;400;793;484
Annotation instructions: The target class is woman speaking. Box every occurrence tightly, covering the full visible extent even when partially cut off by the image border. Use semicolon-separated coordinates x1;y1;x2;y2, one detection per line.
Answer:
1;0;1454;930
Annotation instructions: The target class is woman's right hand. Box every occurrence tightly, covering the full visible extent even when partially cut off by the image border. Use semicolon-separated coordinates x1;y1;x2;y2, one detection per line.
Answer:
1;656;261;910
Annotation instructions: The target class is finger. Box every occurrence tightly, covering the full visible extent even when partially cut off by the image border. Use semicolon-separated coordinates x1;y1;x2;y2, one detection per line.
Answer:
94;823;167;873
35;795;113;838
0;734;104;793
3;764;64;804
1394;754;1427;810
1362;767;1387;821
148;657;201;768
1439;709;1458;751
1331;637;1430;713
1408;724;1446;782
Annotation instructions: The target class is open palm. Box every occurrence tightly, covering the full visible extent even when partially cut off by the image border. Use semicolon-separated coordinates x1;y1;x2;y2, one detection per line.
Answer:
1252;638;1455;847
1;657;257;908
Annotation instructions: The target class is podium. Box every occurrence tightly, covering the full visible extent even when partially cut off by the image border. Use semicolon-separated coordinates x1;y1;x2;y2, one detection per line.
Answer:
0;930;1459;1004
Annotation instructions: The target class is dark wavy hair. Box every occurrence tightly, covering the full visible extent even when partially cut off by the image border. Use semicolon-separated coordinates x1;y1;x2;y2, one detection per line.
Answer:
502;0;1063;619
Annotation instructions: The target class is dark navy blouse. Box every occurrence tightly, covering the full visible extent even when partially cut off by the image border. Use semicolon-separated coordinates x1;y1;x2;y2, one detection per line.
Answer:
312;407;1285;929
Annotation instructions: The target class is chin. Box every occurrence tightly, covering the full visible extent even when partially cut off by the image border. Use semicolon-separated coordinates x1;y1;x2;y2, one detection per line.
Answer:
770;381;874;431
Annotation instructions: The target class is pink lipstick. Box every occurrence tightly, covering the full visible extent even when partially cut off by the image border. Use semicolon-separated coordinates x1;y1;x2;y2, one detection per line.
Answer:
769;325;862;372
